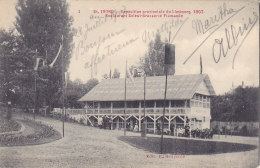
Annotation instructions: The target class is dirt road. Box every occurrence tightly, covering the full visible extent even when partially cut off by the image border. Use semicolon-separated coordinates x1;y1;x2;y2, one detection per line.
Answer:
0;113;258;168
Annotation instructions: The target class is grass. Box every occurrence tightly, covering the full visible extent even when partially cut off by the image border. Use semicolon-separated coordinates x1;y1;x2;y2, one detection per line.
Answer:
118;136;257;155
0;119;61;147
0;116;21;133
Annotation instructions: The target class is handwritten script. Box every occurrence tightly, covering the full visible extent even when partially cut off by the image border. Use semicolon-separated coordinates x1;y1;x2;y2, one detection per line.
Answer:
183;3;257;69
212;12;258;69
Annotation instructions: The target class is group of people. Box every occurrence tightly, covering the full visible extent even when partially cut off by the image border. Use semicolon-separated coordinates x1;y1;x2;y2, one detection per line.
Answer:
97;117;213;139
157;122;213;139
97;116;113;130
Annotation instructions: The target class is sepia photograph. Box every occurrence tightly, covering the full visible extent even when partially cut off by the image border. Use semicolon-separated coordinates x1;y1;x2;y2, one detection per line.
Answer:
0;0;259;167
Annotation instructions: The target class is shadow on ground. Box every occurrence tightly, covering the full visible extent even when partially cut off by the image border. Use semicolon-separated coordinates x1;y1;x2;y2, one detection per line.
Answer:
118;136;257;155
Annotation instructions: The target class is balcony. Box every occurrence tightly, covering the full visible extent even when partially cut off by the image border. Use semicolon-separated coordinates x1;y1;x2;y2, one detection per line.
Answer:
85;107;190;115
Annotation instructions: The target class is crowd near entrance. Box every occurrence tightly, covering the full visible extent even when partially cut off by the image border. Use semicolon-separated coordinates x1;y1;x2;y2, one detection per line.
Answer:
84;115;213;139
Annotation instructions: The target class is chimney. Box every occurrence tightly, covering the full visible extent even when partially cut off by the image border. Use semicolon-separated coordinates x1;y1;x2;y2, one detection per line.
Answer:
165;44;175;75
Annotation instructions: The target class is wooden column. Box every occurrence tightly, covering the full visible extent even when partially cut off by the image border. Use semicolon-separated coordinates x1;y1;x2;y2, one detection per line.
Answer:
168;117;171;131
184;100;187;126
86;102;88;113
138;115;141;132
154;101;156;113
116;117;119;129
98;102;100;114
169;100;171;113
154;115;156;134
139;101;141;113
110;102;113;113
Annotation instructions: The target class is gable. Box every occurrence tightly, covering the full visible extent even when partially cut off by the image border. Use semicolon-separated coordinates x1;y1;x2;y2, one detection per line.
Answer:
195;81;210;95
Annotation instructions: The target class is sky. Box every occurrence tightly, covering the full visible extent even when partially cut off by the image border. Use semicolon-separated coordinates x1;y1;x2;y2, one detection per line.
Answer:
0;0;259;95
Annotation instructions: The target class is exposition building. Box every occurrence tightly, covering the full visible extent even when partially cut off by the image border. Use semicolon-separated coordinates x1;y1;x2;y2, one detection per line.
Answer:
72;73;215;133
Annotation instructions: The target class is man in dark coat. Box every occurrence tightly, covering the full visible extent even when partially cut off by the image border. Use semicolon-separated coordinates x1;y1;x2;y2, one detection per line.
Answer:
170;123;175;136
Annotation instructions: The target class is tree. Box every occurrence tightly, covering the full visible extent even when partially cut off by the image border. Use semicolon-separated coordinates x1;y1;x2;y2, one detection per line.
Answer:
129;65;142;77
139;31;165;76
15;0;74;110
0;29;36;118
210;86;258;122
112;68;120;78
66;78;99;108
85;78;99;92
102;74;109;80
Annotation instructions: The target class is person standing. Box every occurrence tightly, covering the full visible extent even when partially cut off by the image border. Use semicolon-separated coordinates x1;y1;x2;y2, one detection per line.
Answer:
170;123;175;136
185;124;190;137
156;121;160;135
108;117;113;130
98;117;103;129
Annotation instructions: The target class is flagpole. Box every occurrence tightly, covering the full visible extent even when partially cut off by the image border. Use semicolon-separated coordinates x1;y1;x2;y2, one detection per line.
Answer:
34;49;38;121
200;55;203;74
34;71;36;120
109;55;112;79
160;69;168;154
124;60;127;136
143;73;147;138
61;35;65;137
160;33;171;154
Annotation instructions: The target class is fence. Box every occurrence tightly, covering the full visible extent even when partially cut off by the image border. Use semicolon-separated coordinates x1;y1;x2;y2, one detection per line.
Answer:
210;121;259;136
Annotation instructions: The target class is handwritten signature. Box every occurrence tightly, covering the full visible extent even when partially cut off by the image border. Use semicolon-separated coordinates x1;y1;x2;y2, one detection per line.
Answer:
183;3;248;66
84;36;139;73
75;29;125;60
192;3;238;35
142;17;188;43
212;12;258;69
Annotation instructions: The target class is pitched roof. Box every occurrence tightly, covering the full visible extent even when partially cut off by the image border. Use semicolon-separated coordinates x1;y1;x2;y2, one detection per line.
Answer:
78;74;215;102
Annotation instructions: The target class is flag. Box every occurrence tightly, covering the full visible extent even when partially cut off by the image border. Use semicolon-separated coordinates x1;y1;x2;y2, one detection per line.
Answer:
49;43;63;68
65;72;68;88
200;55;203;74
125;59;135;84
34;58;44;71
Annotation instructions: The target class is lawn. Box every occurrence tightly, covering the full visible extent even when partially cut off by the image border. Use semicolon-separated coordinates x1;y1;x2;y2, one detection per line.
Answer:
0;116;21;133
0;118;61;147
119;136;257;155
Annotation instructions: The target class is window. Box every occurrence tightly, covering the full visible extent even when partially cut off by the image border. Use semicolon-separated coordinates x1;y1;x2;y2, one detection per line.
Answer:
127;101;139;108
186;100;190;108
141;100;154;108
190;100;194;107
113;101;124;108
195;101;198;107
93;102;98;108
196;94;199;100
207;103;210;108
100;101;111;108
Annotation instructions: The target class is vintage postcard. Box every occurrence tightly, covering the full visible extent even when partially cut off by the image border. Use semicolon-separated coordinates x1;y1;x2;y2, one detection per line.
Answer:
0;0;259;167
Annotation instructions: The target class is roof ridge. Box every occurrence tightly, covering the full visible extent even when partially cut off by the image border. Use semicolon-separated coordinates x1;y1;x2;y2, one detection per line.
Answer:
79;73;214;102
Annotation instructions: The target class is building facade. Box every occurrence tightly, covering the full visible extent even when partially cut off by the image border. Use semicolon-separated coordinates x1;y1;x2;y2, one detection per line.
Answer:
69;74;215;133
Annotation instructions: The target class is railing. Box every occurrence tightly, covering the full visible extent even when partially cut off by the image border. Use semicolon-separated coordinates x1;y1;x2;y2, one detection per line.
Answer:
85;107;189;114
51;107;190;115
66;109;86;115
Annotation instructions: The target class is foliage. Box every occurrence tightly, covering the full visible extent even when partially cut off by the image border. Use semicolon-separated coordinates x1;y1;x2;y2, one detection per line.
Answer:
0;29;35;109
139;31;165;76
102;74;109;80
66;78;99;108
15;0;74;110
112;68;120;78
211;86;259;122
129;65;142;77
